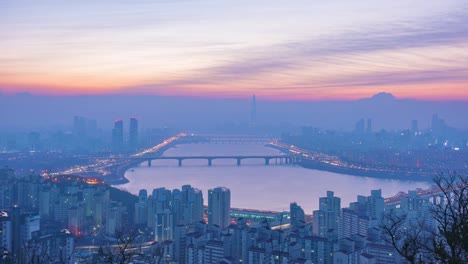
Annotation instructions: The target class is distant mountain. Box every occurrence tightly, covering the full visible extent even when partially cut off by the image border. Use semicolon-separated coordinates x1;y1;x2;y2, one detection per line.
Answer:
368;92;396;101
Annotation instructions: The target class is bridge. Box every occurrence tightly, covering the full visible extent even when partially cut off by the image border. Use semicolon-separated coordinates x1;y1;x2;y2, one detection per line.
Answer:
188;134;276;144
133;155;298;167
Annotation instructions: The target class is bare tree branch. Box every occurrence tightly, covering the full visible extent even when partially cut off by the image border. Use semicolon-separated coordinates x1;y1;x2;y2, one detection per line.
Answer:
383;172;468;264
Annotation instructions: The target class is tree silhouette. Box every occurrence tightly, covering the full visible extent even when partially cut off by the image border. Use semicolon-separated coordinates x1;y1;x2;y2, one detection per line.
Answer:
98;229;141;264
382;172;468;263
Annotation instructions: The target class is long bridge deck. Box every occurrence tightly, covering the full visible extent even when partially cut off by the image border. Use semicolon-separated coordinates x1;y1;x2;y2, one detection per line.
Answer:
133;155;297;166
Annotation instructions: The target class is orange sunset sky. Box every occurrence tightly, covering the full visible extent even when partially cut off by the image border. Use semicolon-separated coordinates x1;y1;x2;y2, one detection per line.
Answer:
1;0;467;100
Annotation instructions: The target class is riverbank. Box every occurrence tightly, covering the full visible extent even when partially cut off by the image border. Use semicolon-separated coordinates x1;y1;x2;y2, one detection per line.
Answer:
298;159;434;182
266;142;434;182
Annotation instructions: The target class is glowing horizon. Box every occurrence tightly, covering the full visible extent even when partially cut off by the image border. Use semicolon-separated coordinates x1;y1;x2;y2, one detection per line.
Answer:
1;0;467;100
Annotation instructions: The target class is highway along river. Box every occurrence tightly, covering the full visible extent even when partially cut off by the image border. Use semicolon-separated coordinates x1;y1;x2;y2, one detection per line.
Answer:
119;143;430;212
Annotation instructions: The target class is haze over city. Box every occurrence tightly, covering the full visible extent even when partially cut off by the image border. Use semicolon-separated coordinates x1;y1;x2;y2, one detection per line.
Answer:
0;1;467;263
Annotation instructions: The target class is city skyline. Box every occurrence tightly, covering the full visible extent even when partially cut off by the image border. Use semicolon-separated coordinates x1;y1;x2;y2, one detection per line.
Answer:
1;2;467;261
1;1;468;100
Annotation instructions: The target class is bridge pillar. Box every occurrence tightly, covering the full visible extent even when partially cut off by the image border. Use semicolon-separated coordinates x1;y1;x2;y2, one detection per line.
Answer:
208;159;212;166
237;158;241;166
265;158;270;165
178;159;182;167
148;160;152;167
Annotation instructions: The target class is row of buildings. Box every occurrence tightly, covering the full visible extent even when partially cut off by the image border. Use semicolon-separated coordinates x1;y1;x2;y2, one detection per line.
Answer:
0;167;134;263
0;166;437;263
134;185;231;242
131;185;435;264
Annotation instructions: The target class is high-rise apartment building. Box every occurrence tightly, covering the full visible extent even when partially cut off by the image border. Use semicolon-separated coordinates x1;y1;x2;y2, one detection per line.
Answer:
208;187;231;229
290;202;305;230
172;185;204;227
135;189;148;225
0;211;12;254
313;191;341;239
150;188;173;241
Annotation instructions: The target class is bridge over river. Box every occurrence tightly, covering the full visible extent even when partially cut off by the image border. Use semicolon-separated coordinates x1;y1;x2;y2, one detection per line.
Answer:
187;134;275;144
133;155;298;167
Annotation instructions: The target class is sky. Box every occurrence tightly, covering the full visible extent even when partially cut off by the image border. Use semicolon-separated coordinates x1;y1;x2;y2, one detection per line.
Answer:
1;0;468;100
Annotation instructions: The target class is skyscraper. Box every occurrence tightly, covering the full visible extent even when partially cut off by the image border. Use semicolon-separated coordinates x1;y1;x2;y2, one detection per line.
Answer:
366;118;372;133
431;114;446;135
208;187;230;229
354;118;365;134
73;116;86;137
250;94;256;126
411;120;418;134
112;119;124;152
129;117;138;150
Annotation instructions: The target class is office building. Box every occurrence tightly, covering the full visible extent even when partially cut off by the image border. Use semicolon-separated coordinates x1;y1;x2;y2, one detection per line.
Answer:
112;119;124;151
129;117;138;150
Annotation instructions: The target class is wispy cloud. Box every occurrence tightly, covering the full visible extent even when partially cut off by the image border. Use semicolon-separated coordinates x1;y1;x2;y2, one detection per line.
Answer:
1;0;467;99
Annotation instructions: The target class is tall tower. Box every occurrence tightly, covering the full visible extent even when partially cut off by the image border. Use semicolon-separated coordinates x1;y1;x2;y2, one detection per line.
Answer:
250;94;257;126
208;187;231;229
129;117;138;150
112;120;124;152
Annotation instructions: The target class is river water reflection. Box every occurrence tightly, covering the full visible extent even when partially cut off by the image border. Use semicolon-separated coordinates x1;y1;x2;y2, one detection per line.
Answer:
119;144;431;212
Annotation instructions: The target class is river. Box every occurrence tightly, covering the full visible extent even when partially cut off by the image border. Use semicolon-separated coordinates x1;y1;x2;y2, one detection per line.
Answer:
119;143;431;212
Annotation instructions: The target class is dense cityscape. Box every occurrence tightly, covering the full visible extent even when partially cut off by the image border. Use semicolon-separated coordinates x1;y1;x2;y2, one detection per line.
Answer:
0;166;460;263
0;107;467;263
2;1;468;263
